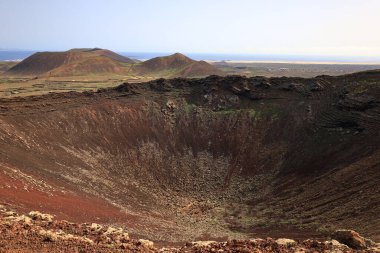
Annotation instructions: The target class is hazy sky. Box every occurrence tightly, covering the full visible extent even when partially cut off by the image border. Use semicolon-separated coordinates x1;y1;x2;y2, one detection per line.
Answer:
1;0;380;57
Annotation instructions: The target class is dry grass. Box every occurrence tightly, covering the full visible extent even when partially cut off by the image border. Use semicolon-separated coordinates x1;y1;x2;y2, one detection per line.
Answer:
0;75;152;98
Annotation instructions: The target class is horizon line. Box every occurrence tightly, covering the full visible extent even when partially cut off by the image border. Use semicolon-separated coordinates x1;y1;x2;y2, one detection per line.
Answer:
1;48;380;59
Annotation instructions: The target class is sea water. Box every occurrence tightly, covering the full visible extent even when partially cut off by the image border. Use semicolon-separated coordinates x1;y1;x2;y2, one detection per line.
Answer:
1;50;380;63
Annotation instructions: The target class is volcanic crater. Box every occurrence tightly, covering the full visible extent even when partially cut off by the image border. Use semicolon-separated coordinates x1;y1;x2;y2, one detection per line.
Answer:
0;71;379;244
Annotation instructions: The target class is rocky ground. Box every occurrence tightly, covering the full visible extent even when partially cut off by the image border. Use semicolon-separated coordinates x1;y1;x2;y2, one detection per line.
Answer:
0;206;379;253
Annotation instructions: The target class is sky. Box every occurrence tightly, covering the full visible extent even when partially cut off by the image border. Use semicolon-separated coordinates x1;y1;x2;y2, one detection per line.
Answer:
1;0;380;57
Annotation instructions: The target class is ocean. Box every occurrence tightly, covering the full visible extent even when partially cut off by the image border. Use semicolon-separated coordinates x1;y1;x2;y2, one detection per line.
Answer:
0;51;37;61
1;50;380;63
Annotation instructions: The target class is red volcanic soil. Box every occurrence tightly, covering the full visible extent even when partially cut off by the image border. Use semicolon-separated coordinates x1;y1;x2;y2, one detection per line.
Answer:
0;71;379;247
0;170;130;224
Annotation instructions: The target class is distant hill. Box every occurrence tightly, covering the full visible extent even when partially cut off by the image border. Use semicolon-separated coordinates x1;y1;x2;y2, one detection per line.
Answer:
5;48;136;76
133;53;223;77
5;50;223;78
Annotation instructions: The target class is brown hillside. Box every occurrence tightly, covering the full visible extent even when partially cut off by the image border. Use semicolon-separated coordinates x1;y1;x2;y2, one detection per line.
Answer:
178;60;224;77
6;51;76;75
5;48;135;76
140;53;195;71
47;56;129;76
133;53;223;77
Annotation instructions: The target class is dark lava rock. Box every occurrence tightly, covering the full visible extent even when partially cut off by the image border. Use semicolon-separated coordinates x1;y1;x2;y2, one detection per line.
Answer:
332;229;367;249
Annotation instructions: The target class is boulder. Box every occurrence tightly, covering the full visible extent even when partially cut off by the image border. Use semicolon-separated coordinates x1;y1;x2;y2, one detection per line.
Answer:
293;248;307;253
275;238;297;247
191;241;217;247
38;229;58;242
104;226;123;235
81;237;94;245
249;238;265;244
310;81;323;91
332;229;367;249
330;239;349;249
166;100;176;111
138;239;154;249
4;211;17;217
13;215;32;225
90;223;103;232
28;211;53;222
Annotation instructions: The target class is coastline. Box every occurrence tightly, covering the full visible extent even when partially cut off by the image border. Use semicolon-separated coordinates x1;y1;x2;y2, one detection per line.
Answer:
206;60;380;65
